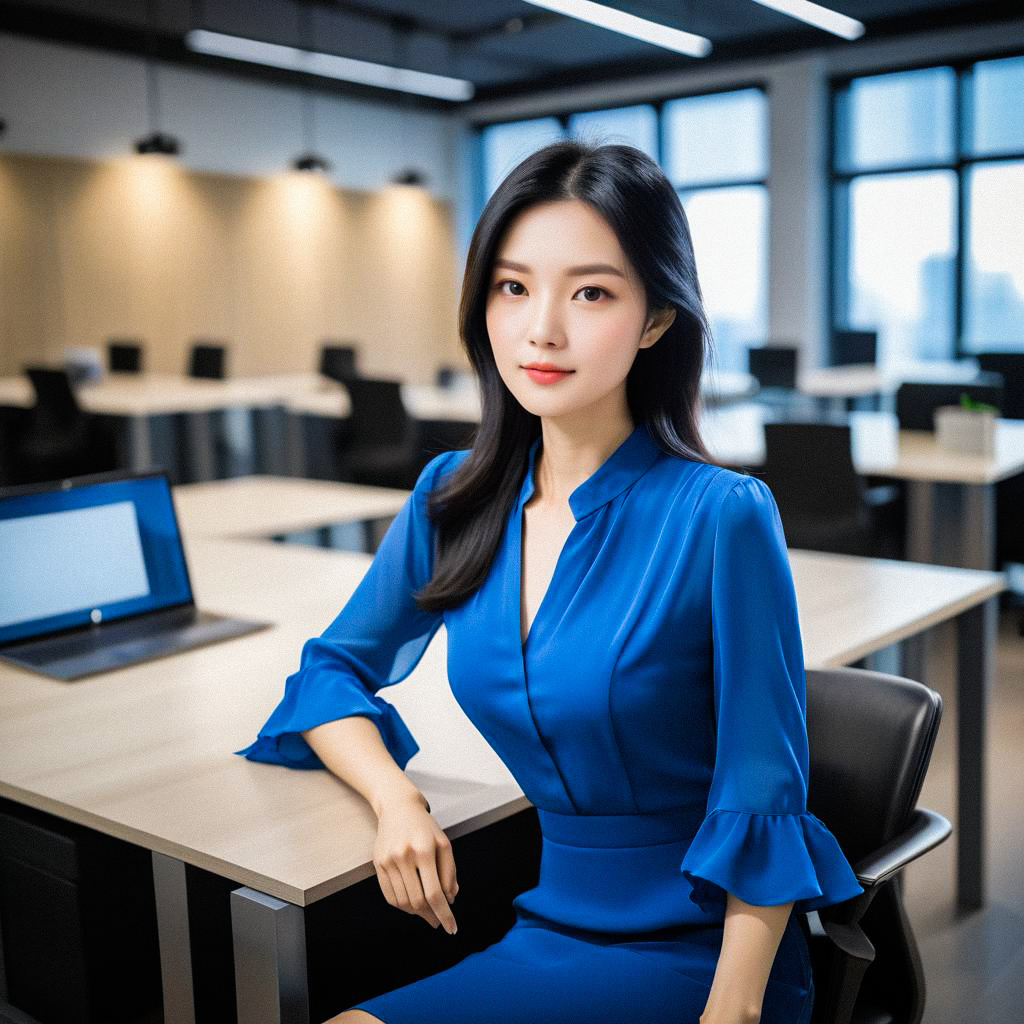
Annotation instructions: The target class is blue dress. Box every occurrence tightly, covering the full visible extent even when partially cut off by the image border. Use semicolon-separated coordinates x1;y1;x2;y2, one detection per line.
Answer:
237;420;864;1023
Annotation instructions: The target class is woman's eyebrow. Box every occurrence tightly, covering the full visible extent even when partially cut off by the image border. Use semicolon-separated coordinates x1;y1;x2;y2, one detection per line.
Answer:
493;258;626;279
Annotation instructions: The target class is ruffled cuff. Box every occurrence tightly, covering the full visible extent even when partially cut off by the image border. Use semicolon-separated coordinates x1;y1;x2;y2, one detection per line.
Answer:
233;672;420;771
680;808;864;914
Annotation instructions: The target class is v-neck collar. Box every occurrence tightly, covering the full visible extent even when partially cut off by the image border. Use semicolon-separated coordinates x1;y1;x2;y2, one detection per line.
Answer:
517;419;663;522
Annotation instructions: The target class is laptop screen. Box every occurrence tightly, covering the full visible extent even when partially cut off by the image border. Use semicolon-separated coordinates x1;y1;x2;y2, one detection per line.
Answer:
0;473;193;647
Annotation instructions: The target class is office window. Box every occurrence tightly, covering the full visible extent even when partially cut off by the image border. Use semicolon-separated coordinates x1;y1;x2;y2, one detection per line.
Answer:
964;162;1024;351
480;117;564;200
567;104;658;161
970;55;1024;156
836;68;955;172
831;54;1024;364
665;88;769;373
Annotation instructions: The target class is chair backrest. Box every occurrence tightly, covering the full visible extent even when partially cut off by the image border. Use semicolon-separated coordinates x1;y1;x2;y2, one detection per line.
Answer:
319;343;359;383
108;339;143;374
344;377;412;445
805;667;942;867
24;367;82;427
832;329;877;367
762;421;863;522
748;345;798;389
976;351;1024;419
894;373;1004;430
188;342;227;380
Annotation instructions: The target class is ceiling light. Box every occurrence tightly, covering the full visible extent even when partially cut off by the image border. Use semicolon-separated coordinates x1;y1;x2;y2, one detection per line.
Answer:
521;1;711;58
293;152;331;173
185;29;475;102
135;131;181;156
392;169;427;186
749;0;865;40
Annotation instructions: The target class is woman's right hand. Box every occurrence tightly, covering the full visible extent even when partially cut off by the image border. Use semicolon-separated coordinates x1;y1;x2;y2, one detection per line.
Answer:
372;787;459;935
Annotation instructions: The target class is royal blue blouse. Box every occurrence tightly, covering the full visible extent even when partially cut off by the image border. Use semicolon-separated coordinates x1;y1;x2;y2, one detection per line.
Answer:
237;420;863;915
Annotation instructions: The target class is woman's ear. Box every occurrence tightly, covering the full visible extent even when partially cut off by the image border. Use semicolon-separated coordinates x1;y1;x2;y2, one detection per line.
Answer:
639;305;677;349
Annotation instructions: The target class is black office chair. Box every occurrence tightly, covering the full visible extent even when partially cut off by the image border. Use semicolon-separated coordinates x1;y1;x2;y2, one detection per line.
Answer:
188;342;227;380
749;344;799;389
11;368;117;484
975;352;1024;420
832;330;878;368
805;666;950;1024
761;421;904;558
339;377;422;489
319;343;360;384
894;374;1004;431
976;352;1024;633
107;339;144;374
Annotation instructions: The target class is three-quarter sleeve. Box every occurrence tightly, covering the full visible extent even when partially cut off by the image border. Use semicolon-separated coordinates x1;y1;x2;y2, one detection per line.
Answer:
679;476;864;914
234;449;462;771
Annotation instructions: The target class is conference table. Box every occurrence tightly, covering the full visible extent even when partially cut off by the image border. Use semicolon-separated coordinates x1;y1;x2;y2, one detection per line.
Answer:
0;476;1004;1024
702;402;1024;571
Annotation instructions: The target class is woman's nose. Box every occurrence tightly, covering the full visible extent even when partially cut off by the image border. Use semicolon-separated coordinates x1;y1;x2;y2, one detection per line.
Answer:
527;296;566;347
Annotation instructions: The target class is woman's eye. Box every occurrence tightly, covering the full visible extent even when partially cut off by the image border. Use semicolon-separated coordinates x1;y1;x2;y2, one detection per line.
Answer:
577;286;607;302
497;280;525;296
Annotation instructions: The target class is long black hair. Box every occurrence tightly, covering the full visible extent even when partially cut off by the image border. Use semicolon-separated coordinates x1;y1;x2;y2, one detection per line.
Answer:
416;139;722;613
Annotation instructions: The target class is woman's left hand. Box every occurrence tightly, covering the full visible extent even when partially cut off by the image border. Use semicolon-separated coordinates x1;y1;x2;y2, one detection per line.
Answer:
700;996;762;1024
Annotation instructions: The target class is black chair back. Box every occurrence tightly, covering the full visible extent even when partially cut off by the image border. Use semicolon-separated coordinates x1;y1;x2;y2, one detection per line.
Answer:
319;344;359;383
832;330;877;367
345;378;413;445
188;343;227;380
748;345;798;389
976;351;1024;419
894;373;1004;430
806;667;941;867
108;340;143;374
25;367;81;428
762;421;864;521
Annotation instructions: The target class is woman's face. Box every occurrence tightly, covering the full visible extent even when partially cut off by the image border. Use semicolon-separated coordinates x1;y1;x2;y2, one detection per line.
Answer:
484;198;675;426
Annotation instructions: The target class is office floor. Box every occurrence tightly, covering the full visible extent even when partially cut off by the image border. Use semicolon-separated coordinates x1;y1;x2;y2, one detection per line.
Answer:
903;603;1024;1024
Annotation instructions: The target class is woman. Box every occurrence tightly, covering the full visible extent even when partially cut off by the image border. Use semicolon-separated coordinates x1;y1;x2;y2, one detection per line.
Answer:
236;140;863;1023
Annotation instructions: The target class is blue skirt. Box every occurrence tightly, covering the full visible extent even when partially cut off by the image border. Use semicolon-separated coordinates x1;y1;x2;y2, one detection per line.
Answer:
349;806;815;1023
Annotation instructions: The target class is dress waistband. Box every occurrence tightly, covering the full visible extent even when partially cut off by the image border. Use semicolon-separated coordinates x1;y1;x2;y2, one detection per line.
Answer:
535;805;707;848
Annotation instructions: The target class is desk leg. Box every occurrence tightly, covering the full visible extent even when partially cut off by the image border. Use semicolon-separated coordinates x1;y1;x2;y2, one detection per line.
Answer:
955;598;995;913
907;480;935;564
152;852;198;1024
961;484;995;571
183;412;217;482
127;414;154;471
231;886;310;1024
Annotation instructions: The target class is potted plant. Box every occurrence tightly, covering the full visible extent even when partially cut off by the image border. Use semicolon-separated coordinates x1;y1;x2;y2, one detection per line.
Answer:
934;392;999;456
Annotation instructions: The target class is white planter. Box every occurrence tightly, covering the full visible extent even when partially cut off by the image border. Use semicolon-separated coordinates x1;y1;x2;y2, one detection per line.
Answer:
934;405;997;456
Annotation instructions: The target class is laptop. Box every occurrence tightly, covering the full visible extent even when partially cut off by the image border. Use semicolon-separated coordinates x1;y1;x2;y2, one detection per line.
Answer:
0;470;270;681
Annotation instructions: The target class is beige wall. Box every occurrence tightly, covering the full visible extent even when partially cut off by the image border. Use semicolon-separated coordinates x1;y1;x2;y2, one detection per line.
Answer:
0;152;467;381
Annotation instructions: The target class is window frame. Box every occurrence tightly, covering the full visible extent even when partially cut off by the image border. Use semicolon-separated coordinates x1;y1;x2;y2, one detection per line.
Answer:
827;48;1024;365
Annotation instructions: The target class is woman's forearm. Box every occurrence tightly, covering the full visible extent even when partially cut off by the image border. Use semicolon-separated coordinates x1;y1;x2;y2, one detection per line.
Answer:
701;894;794;1023
301;715;427;817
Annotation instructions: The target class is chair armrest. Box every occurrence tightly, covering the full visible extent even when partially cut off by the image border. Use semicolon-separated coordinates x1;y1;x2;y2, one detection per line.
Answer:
852;807;952;889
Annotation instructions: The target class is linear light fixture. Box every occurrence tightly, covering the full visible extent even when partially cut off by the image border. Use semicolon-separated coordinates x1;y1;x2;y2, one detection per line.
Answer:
749;0;865;40
522;1;711;58
185;28;475;101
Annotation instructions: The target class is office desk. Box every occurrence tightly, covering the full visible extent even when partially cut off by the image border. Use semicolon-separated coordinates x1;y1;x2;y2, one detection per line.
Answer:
172;476;408;541
703;403;1024;569
798;358;981;410
0;539;1002;1023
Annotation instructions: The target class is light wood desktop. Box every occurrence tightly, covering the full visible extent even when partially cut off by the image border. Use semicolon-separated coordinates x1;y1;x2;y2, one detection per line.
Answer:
702;402;1024;570
172;476;409;541
0;516;1003;1023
